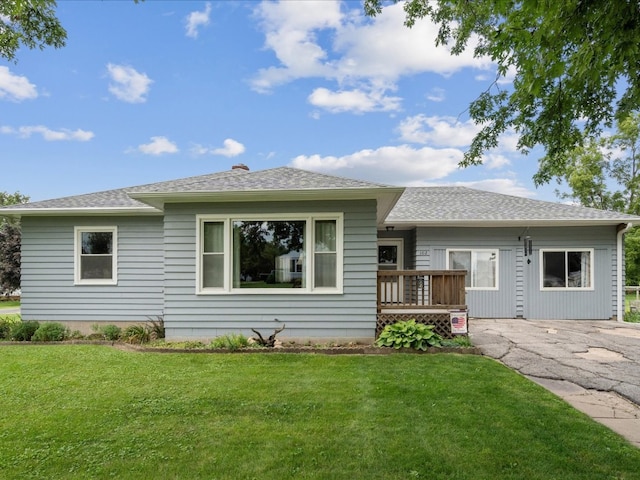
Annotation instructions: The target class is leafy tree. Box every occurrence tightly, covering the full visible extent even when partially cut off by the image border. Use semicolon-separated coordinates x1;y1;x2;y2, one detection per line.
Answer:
0;192;29;293
364;0;640;185
0;0;67;62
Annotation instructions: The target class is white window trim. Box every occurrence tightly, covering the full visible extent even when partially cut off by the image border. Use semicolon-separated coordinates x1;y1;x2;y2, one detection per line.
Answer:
74;226;118;285
196;213;343;295
539;248;595;291
446;248;499;291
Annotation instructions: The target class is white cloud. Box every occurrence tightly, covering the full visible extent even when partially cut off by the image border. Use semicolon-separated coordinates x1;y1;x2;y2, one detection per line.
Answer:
191;138;246;157
0;67;37;101
185;2;212;38
251;0;491;108
308;87;401;113
290;144;462;184
1;125;94;141
426;87;445;102
136;136;178;155
398;115;481;147
106;63;153;103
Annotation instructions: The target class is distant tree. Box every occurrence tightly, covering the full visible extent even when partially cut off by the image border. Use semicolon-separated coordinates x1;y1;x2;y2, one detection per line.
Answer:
364;0;640;185
555;113;640;285
0;191;29;293
0;0;67;62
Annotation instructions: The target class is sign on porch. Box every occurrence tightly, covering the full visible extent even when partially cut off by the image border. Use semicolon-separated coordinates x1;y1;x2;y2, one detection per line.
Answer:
450;310;468;334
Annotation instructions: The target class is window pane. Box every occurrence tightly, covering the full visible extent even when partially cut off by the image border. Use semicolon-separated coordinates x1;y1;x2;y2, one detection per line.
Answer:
203;254;224;288
81;232;112;255
315;253;337;287
203;222;224;253
474;251;496;288
543;251;566;287
81;256;113;279
232;220;305;288
568;251;591;287
378;246;398;265
449;251;471;287
315;220;336;252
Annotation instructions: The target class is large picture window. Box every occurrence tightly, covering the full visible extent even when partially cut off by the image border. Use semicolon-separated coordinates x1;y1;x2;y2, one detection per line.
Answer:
541;249;593;289
447;249;498;290
74;227;117;285
197;214;343;294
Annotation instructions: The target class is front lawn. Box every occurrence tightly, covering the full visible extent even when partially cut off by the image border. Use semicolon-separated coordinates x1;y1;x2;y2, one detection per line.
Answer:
0;300;19;309
1;347;639;479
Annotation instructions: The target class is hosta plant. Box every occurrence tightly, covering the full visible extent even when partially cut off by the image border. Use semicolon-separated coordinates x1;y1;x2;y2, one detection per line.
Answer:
376;319;443;351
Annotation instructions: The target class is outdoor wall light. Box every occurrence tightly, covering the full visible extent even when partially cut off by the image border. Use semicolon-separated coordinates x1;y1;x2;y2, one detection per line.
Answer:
385;226;395;231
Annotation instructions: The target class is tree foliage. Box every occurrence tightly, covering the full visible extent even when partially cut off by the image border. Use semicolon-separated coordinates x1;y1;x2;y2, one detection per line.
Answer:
0;191;29;293
0;0;67;62
364;0;640;185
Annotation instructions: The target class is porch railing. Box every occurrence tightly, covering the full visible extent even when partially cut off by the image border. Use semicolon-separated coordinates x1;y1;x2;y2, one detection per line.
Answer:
377;270;467;311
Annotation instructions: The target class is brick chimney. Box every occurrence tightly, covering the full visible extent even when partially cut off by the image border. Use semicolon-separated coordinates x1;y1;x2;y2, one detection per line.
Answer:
231;163;249;171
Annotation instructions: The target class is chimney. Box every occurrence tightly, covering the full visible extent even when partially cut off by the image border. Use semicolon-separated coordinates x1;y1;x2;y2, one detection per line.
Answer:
231;163;249;171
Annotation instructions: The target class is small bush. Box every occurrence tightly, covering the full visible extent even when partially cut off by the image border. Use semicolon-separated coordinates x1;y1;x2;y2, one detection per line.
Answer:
210;333;249;351
0;321;11;340
32;322;69;342
11;321;40;341
146;315;165;340
624;310;640;323
122;324;149;344
376;319;443;351
101;324;122;341
440;335;473;348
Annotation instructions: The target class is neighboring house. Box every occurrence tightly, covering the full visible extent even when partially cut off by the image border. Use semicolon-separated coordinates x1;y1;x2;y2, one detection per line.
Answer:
1;165;639;341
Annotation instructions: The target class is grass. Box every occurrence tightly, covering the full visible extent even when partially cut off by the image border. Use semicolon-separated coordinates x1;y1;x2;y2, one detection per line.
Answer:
0;300;19;309
1;347;639;479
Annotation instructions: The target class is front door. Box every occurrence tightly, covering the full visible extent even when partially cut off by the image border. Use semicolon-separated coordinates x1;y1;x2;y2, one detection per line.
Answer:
378;239;404;304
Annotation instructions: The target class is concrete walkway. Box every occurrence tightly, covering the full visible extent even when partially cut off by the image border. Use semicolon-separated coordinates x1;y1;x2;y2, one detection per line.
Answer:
470;318;640;448
0;307;20;315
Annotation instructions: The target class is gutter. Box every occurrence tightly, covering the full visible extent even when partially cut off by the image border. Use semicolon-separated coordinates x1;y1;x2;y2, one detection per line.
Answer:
617;223;633;322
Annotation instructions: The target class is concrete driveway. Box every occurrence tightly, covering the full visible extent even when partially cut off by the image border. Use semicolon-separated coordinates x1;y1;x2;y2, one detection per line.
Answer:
470;318;640;447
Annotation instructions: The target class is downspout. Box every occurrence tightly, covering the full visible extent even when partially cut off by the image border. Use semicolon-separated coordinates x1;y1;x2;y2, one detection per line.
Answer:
617;223;633;322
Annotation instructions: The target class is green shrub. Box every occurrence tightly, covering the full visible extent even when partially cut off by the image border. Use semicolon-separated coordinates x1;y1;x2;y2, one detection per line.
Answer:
624;310;640;323
122;324;149;344
210;333;249;351
0;321;11;340
31;322;69;342
376;319;443;351
10;321;40;341
146;315;165;340
101;324;122;341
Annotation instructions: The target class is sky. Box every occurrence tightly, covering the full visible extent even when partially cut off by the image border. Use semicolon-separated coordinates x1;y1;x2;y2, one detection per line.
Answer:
0;0;563;203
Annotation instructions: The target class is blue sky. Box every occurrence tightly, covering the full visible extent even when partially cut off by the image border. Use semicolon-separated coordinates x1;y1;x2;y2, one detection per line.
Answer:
1;0;561;203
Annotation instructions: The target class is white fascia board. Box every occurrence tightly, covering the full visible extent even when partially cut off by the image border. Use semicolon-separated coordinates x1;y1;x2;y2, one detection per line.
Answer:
0;206;162;218
385;219;640;228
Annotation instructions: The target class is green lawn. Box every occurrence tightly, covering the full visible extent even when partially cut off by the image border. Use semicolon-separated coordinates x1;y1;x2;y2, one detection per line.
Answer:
1;347;639;479
0;300;19;309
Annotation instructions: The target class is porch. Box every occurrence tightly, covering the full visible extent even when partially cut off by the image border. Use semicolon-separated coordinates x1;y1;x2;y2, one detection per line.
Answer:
376;270;468;338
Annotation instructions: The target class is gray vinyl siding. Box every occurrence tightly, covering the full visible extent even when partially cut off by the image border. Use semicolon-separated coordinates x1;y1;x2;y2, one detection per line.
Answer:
523;226;616;320
20;216;164;323
163;200;378;340
414;226;618;320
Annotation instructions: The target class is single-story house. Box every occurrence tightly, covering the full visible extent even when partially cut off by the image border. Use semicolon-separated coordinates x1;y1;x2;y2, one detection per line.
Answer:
2;165;639;341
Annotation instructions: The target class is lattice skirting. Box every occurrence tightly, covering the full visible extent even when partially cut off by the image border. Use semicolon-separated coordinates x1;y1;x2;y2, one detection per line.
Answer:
376;312;465;339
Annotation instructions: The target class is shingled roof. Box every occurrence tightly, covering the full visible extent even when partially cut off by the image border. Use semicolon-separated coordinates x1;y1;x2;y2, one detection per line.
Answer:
386;187;640;226
0;167;402;222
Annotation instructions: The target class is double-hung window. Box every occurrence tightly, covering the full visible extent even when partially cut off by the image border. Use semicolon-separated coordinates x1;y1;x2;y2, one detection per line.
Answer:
197;214;343;294
541;249;593;289
74;227;117;285
447;249;498;290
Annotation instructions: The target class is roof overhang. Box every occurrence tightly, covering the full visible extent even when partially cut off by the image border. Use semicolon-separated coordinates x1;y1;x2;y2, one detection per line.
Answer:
128;187;406;224
0;206;162;219
384;219;638;228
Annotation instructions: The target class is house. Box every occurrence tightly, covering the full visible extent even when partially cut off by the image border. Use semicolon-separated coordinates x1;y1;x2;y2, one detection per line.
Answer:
1;165;639;342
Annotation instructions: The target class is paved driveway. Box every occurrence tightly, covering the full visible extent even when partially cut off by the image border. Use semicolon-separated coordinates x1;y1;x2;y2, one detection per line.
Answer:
470;319;640;447
470;319;640;404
